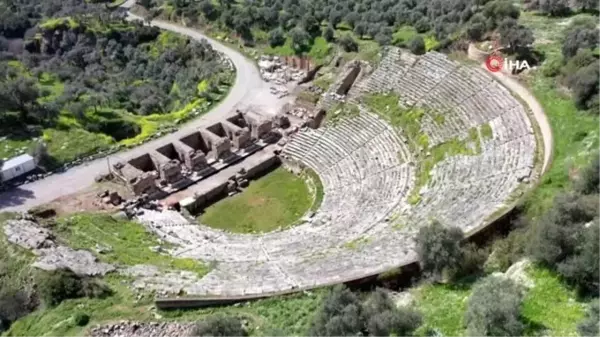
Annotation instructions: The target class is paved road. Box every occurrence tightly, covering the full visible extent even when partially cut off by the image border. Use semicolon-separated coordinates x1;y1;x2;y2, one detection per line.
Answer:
0;12;276;211
487;68;553;174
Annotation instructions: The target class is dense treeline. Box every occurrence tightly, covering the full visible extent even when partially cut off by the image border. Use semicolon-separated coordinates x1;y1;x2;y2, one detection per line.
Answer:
0;0;229;143
142;0;530;51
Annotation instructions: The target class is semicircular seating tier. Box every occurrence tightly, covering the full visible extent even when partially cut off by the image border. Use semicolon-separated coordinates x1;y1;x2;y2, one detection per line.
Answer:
136;48;538;298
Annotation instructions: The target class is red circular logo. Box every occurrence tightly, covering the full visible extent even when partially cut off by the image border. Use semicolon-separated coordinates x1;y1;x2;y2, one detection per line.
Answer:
486;55;503;72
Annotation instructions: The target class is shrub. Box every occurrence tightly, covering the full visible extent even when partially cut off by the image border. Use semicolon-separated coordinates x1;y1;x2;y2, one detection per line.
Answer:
323;25;335;42
268;27;286;47
416;221;464;280
310;286;422;336
308;285;363;336
409;36;426;55
540;56;563;77
35;269;112;307
72;312;90;326
465;275;524;336
0;291;36;332
575;154;599;195
454;243;489;279
191;315;247;336
578;301;599;337
338;34;358;52
36;269;85;307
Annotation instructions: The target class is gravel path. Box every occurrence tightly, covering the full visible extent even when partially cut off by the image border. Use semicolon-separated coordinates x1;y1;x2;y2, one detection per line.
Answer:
0;12;280;211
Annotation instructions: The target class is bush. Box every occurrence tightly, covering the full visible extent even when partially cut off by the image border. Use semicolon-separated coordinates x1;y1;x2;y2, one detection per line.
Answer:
416;221;464;280
308;285;363;336
454;243;489;279
268;27;286;47
323;25;335;42
465;275;524;336
0;291;36;332
36;269;85;307
578;301;599;337
409;36;426;55
309;286;422;336
575;154;599;195
338;34;358;52
36;269;112;307
72;312;90;326
540;56;563;77
191;315;247;336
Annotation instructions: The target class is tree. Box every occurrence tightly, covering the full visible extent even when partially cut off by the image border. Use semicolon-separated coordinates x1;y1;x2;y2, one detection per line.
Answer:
289;26;310;53
562;27;598;59
338;34;358;52
557;218;599;295
375;26;393;45
344;12;360;29
466;22;486;41
199;0;220;20
567;61;599;111
191;315;247;336
302;14;321;37
498;18;534;54
575;154;600;195
465;276;524;336
309;285;364;336
363;289;422;336
36;269;85;307
409;36;426;55
353;22;367;38
578;301;599;337
574;0;600;11
309;286;422;336
416;221;463;280
268;27;286;47
0;77;41;122
539;0;571;16
414;18;431;33
323;24;335;42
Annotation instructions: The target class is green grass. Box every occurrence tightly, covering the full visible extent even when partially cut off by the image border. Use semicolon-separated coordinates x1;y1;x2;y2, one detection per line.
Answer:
326;102;360;125
413;265;589;336
8;278;326;337
55;213;209;275
313;73;334;91
199;167;312;233
480;123;493;141
308;37;332;64
39;17;80;30
392;26;418;46
414;282;470;336
43;128;115;164
301;168;324;212
342;236;371;250
521;267;587;336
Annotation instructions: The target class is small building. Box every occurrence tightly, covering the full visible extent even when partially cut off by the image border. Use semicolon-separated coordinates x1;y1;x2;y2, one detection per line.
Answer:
1;154;36;182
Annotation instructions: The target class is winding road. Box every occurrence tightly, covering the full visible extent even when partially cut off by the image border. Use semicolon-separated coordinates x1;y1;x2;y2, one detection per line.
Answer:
0;6;553;212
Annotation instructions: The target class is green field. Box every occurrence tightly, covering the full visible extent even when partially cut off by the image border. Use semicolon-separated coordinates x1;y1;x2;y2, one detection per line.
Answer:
198;167;313;233
414;265;588;336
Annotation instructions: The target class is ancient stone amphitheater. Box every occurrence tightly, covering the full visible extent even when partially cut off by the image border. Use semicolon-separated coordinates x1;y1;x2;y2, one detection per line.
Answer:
136;47;539;298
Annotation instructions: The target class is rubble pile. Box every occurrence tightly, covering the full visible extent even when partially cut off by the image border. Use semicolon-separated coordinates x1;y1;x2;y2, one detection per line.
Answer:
4;217;115;276
90;321;195;337
258;55;305;85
